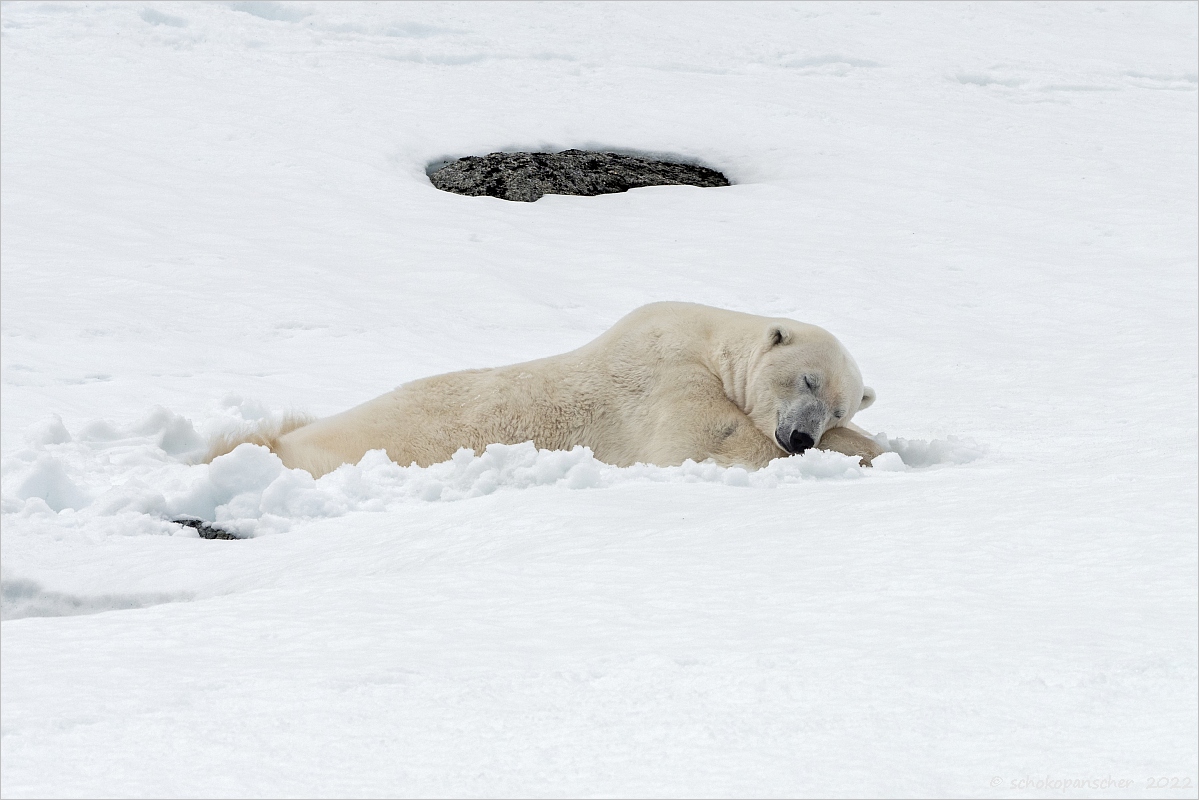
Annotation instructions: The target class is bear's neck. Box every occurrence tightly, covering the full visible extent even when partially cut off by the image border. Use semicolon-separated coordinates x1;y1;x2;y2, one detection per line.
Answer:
701;330;758;414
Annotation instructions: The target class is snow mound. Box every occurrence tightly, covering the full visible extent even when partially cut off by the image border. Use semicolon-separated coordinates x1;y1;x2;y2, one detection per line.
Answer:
872;432;986;468
1;410;983;537
12;455;91;512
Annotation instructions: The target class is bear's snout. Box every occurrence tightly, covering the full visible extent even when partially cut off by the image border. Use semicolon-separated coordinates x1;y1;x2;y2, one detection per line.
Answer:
776;429;815;454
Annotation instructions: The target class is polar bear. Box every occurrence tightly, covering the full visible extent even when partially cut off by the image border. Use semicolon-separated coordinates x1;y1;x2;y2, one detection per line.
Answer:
208;302;883;477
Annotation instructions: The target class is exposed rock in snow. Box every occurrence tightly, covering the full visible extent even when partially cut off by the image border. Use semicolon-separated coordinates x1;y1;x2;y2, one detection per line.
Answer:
428;149;729;202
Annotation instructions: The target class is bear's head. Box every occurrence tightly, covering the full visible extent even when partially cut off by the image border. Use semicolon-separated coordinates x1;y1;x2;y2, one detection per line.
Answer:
745;321;875;456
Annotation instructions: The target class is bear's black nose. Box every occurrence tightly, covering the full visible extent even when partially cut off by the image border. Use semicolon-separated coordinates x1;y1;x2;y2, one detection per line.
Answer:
789;431;815;454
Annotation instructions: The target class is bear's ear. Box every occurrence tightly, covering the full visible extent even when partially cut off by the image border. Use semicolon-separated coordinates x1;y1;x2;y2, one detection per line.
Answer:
859;386;876;410
768;326;792;348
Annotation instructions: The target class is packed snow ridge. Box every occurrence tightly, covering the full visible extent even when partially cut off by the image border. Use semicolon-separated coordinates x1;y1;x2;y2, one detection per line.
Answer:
1;407;982;538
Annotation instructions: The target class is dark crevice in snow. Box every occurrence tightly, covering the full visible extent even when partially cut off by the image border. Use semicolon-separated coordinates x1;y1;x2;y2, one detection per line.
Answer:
173;517;245;540
1;577;194;621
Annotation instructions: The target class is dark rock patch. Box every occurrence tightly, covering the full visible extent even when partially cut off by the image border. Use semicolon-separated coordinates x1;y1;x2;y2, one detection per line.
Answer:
428;149;729;202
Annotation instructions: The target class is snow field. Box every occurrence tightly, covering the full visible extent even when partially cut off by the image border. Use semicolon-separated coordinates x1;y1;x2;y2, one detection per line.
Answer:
2;1;1196;797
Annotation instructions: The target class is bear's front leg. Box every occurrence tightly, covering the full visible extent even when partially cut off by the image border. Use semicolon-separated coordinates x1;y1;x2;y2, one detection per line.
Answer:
705;419;788;470
818;426;885;466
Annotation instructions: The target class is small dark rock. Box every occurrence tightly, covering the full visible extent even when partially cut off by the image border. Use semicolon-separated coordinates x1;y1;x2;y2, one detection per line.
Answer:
428;149;729;202
173;518;243;540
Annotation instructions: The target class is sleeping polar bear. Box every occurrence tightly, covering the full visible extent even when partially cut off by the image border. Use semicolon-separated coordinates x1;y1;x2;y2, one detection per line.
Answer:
208;302;884;477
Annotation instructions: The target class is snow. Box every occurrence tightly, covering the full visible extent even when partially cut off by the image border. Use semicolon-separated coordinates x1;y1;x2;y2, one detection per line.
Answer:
1;1;1196;797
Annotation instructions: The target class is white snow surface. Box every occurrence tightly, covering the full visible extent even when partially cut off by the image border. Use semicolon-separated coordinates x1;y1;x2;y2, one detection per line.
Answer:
1;1;1196;797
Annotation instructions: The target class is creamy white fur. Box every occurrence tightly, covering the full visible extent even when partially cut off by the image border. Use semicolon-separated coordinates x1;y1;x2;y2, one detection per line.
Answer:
210;302;881;476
